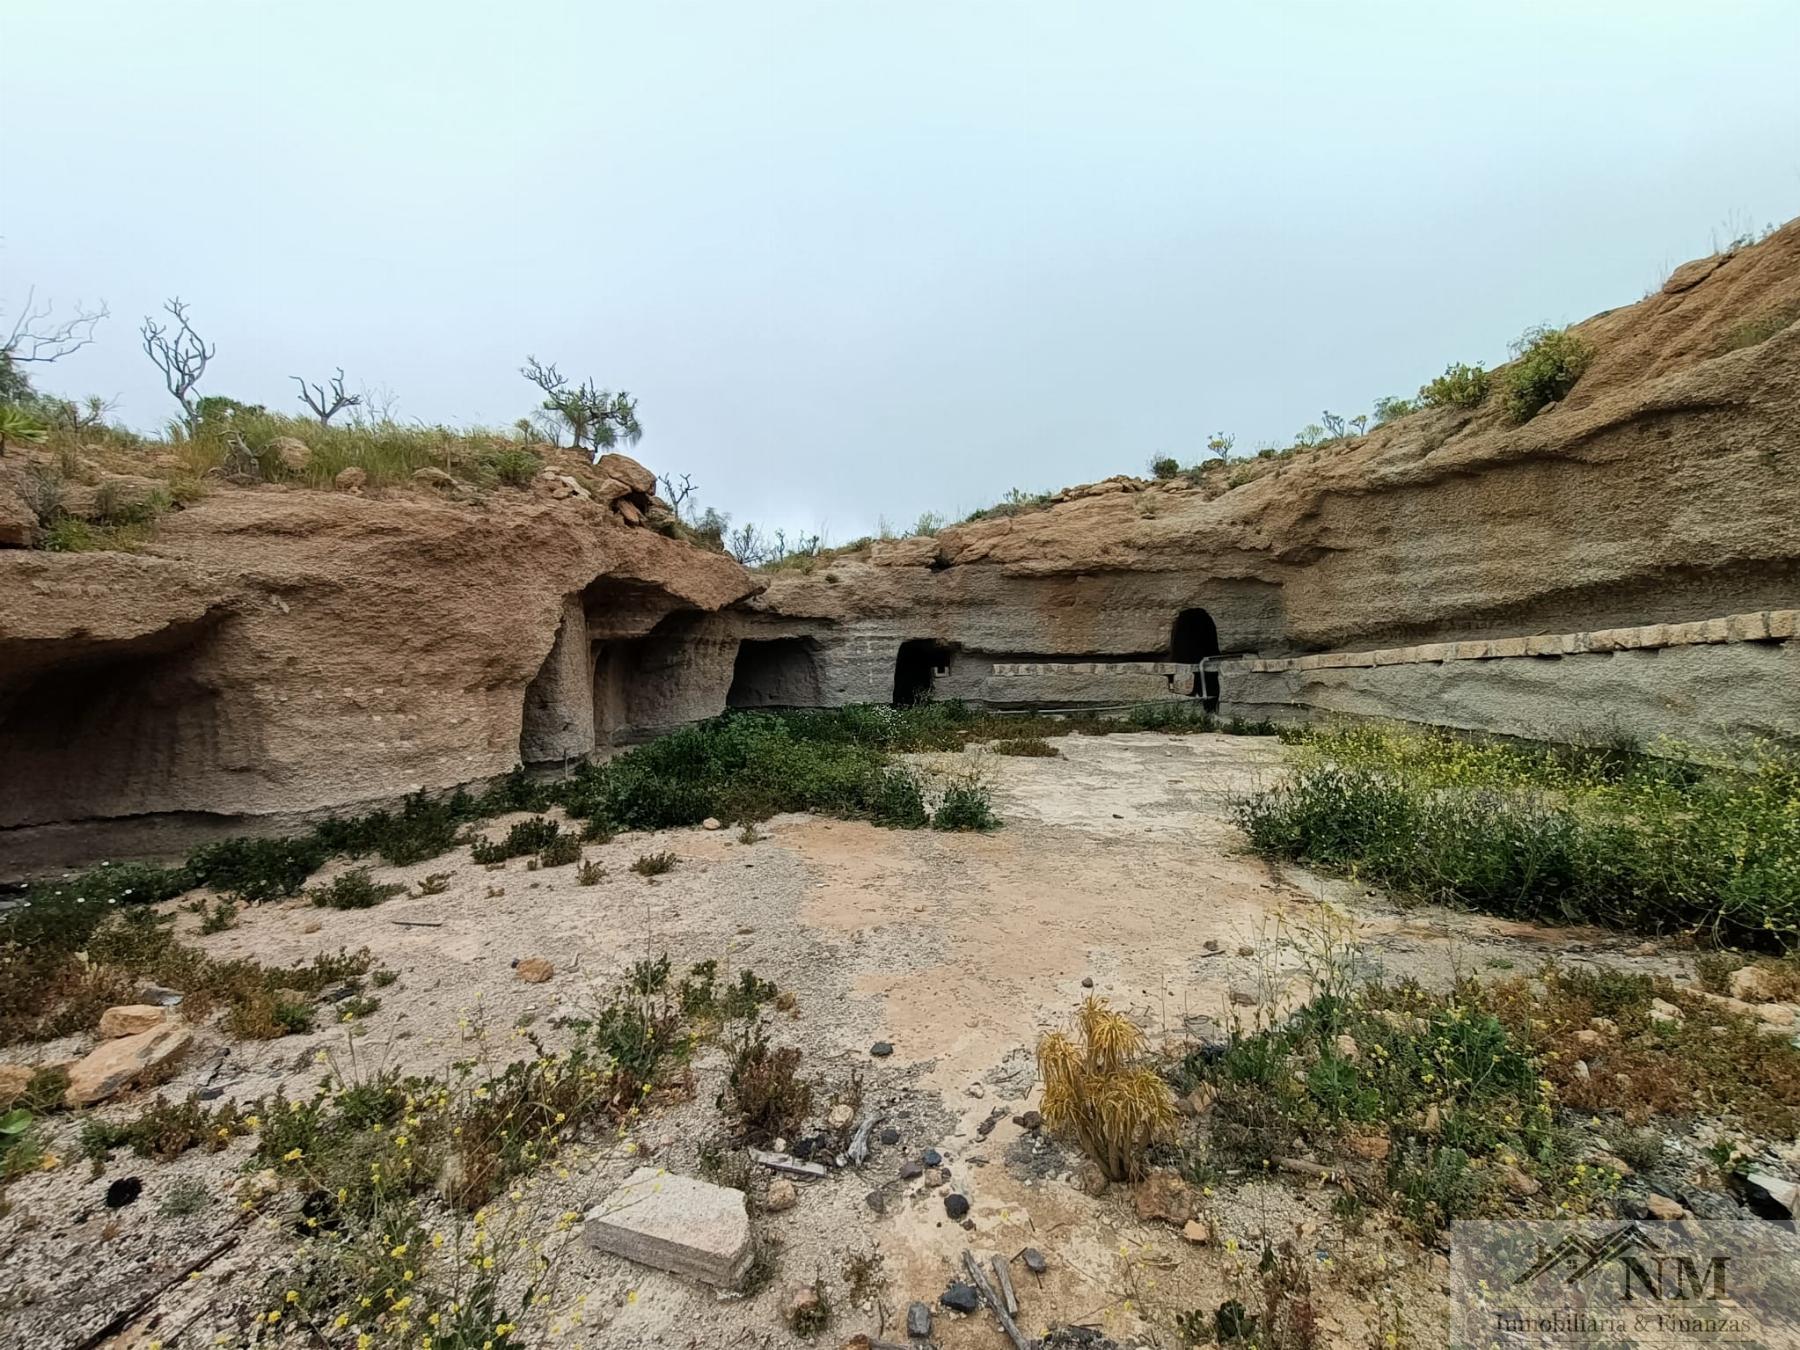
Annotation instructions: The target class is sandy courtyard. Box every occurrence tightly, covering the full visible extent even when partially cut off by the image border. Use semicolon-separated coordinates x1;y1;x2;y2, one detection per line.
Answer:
1;732;1693;1348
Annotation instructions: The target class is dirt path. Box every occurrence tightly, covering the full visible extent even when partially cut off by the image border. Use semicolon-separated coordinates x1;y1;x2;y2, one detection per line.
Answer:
2;732;1695;1349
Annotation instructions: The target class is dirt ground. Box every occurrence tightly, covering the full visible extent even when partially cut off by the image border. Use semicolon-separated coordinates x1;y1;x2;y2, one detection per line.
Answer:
0;732;1721;1349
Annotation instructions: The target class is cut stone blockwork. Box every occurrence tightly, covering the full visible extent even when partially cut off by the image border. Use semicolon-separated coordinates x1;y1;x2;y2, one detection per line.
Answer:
584;1167;753;1287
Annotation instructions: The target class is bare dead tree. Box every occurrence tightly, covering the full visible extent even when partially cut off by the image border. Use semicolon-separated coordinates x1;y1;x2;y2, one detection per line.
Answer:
3;288;110;365
140;298;215;431
291;367;363;425
657;471;698;519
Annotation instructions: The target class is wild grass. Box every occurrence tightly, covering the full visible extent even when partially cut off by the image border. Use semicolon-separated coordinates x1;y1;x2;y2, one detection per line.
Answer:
1721;300;1799;352
1236;723;1800;948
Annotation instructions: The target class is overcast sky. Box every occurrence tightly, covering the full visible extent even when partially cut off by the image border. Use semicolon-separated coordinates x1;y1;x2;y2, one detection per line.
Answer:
4;2;1796;540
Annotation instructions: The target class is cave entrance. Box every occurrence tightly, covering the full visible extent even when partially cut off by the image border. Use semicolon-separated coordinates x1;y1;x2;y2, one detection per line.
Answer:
727;638;823;710
1171;608;1221;708
892;639;955;707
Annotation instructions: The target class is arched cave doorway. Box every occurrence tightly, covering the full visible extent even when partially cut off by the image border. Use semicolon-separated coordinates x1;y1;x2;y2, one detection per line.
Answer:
727;638;823;710
892;639;955;707
1170;608;1221;708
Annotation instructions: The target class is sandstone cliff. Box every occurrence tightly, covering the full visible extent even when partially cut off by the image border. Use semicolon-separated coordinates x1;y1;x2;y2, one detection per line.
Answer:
0;455;755;870
751;222;1800;669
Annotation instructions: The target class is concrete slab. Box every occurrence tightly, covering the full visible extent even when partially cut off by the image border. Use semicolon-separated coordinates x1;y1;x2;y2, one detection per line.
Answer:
584;1167;752;1287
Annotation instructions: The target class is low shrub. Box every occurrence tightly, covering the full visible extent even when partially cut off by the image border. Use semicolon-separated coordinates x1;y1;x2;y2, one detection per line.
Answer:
1039;996;1176;1181
80;1093;251;1166
992;737;1059;757
1417;362;1490;409
576;859;606;885
469;816;561;863
932;776;1000;831
188;835;327;902
1721;301;1799;352
538;831;583;867
631;851;678;877
310;868;405;910
1501;326;1594;421
1149;455;1180;480
1236;724;1800;948
726;1030;813;1144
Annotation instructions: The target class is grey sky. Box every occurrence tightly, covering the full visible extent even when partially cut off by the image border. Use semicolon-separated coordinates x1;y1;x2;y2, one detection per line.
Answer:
4;2;1796;541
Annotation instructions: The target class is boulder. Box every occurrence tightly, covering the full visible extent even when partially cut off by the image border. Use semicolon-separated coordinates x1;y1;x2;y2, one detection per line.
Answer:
271;437;312;473
97;1005;168;1039
64;1023;193;1107
1343;1133;1391;1161
594;453;656;496
412;466;457;490
0;1063;34;1108
333;466;367;492
584;1167;752;1287
1644;1192;1688;1220
614;499;644;526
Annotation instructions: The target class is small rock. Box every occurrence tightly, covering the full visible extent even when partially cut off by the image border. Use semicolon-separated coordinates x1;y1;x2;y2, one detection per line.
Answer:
967;1083;985;1099
1014;1110;1043;1131
1648;998;1683;1025
1757;1003;1796;1028
922;1149;942;1167
1343;1133;1390;1161
1574;1060;1590;1080
1498;1163;1542;1197
1076;1162;1109;1197
64;1024;193;1107
1229;989;1259;1007
1237;945;1255;957
1589;1016;1618;1034
1178;1085;1217;1118
136;984;184;1007
944;1193;970;1219
899;1161;924;1180
105;1177;143;1209
879;1127;900;1145
1573;1028;1605;1048
97;1005;167;1039
869;1041;894;1058
333;465;367;492
940;1282;980;1313
1181;1218;1212;1245
300;919;323;935
783;1284;825;1331
1744;1172;1798;1219
1133;1170;1193;1223
1631;941;1658;956
1587;1152;1633;1177
907;1300;933;1337
1644;1192;1688;1220
1421;1104;1442;1134
828;1103;855;1130
412;466;456;490
1203;939;1222;953
1081;977;1094;988
1021;1247;1048;1274
1729;965;1782;1003
702;817;722;831
775;991;797;1012
0;1064;34;1108
764;1178;797;1213
514;958;554;984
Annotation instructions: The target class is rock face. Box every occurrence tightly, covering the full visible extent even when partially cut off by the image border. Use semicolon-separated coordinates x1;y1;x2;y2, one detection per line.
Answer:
583;1166;753;1287
740;224;1800;742
0;451;755;873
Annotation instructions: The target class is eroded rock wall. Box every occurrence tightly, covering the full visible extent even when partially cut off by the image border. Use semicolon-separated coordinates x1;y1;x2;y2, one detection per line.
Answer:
748;223;1800;736
0;462;755;873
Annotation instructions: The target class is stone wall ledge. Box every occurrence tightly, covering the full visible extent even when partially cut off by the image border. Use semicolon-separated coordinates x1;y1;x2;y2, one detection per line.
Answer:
1217;610;1793;677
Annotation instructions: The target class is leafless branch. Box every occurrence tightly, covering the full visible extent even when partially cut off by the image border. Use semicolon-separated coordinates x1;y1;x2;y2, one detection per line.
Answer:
291;367;363;425
4;287;110;364
657;471;698;516
140;297;214;430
